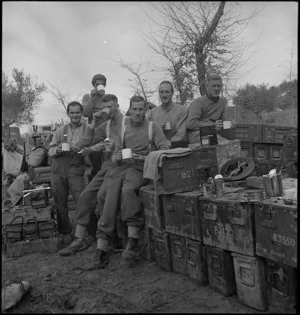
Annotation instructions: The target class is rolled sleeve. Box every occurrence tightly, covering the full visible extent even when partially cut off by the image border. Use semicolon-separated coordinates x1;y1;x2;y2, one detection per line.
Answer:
48;128;62;157
171;107;188;142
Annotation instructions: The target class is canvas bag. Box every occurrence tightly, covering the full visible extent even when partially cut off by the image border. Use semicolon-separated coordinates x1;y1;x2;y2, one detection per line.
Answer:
27;146;46;168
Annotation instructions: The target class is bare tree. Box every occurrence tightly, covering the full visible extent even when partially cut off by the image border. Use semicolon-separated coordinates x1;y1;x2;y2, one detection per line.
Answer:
140;2;260;101
47;81;72;112
110;58;156;103
279;42;297;83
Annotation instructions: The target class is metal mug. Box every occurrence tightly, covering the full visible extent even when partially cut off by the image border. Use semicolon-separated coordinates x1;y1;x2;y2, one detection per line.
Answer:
104;138;113;152
62;143;70;151
97;84;105;92
164;121;172;131
223;121;232;129
121;148;132;159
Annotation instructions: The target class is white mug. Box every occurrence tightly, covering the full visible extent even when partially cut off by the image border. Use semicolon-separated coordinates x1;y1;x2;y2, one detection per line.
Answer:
97;84;105;92
62;143;70;151
122;148;132;159
102;107;111;115
223;120;232;129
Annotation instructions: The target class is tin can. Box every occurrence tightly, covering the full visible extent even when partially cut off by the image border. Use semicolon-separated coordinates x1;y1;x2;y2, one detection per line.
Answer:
214;175;224;197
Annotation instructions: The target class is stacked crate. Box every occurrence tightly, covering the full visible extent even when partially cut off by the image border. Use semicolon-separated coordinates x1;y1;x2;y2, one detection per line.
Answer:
199;195;268;309
2;188;59;258
282;134;298;178
139;135;297;313
139;146;219;281
254;199;297;313
221;124;297;177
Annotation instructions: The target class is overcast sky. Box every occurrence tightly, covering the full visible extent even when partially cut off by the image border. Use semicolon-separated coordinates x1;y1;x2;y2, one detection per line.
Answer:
2;1;298;133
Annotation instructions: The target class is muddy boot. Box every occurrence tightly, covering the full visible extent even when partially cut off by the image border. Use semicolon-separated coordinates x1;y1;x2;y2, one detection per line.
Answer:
81;249;109;270
121;237;140;260
58;237;89;256
57;233;73;249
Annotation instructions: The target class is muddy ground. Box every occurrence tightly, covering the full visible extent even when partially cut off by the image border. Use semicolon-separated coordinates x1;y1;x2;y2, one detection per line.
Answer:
2;240;269;314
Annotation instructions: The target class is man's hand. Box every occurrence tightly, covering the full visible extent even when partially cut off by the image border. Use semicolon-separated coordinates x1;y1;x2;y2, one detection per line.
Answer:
56;147;62;155
215;120;223;132
78;147;92;157
132;153;146;162
113;151;123;164
91;88;98;97
104;139;115;152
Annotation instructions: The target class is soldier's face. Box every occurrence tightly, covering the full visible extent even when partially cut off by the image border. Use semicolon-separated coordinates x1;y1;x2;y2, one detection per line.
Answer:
67;105;82;124
207;79;222;98
159;83;173;105
129;101;146;124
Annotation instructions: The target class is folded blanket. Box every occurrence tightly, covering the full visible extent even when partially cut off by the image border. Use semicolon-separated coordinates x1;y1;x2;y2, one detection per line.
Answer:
143;148;192;180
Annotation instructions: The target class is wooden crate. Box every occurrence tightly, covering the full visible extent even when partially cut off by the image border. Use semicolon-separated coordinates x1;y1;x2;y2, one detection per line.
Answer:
4;237;59;258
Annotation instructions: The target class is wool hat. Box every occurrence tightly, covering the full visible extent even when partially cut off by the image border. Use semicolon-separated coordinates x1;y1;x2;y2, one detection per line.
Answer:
91;74;107;86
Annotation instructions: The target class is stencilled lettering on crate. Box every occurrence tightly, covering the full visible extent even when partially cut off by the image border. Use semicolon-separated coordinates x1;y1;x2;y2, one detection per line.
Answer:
201;199;256;256
254;201;297;268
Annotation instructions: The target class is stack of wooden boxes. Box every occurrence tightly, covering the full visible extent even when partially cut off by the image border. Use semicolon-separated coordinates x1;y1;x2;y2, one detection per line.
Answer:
2;188;59;258
139;132;297;313
254;198;297;313
221;124;297;177
139;145;219;284
139;141;243;283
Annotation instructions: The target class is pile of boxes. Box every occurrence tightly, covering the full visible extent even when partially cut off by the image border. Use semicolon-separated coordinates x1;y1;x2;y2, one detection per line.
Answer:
221;124;297;178
2;187;59;258
139;135;297;313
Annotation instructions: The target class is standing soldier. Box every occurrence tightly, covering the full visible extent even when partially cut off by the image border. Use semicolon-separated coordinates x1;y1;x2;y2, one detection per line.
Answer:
48;101;87;244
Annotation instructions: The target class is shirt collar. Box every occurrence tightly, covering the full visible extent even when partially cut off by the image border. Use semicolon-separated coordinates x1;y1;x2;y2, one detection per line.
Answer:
160;101;175;111
69;122;83;129
129;117;146;127
206;94;220;102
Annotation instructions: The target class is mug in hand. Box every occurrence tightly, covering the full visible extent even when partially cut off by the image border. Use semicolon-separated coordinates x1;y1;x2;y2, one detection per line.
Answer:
164;121;172;131
104;138;113;152
62;143;70;151
121;148;132;159
223;120;232;129
97;84;105;92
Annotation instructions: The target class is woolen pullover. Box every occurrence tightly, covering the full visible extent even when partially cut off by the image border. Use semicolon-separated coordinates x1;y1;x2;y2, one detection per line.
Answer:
115;118;169;156
186;94;227;130
147;102;187;141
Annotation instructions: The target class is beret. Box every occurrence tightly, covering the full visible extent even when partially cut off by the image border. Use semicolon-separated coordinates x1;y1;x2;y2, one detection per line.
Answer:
91;74;107;86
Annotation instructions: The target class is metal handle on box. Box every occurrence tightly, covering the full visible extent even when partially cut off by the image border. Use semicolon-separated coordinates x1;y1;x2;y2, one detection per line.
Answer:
260;204;277;229
183;198;195;215
229;205;246;226
203;203;217;220
166;200;174;212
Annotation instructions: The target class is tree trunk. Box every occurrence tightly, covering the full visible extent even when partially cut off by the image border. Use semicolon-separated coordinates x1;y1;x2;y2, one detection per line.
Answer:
194;1;226;95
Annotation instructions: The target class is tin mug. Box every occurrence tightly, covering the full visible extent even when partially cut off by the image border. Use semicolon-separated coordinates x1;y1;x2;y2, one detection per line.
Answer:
122;148;132;159
164;121;172;131
201;135;212;145
223;121;232;129
62;143;70;151
104;138;113;152
97;84;105;92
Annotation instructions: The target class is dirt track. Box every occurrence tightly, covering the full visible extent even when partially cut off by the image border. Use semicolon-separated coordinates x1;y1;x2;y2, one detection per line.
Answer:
2;242;268;314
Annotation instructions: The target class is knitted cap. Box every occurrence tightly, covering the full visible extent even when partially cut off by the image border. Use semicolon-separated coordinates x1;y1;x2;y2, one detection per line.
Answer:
91;74;107;86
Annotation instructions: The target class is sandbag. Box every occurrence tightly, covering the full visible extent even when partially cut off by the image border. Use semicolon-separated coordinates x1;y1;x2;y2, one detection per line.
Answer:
2;147;23;176
2;173;31;211
27;146;46;168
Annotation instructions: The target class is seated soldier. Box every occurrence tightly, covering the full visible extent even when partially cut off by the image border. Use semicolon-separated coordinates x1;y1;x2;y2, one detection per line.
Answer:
186;74;228;144
58;94;126;256
82;95;169;270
